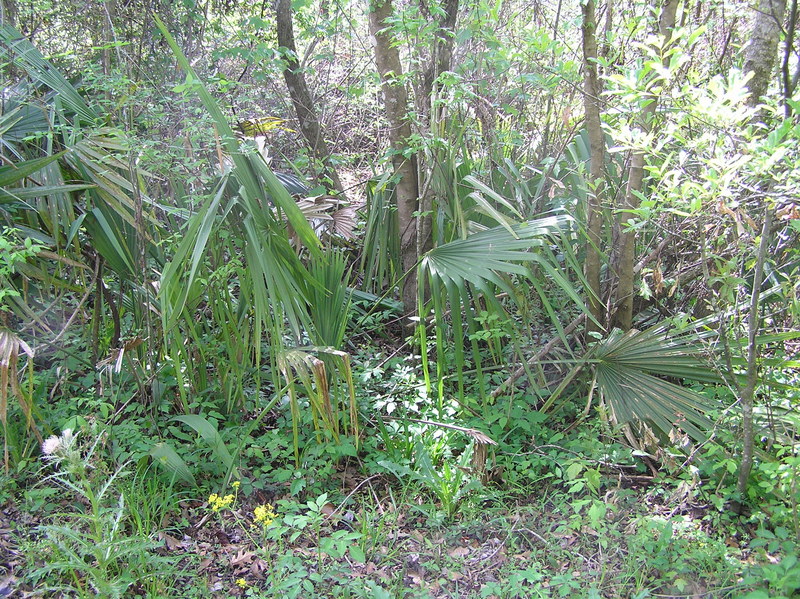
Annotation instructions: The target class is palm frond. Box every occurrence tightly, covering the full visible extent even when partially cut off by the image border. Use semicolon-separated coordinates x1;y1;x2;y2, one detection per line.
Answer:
306;250;352;349
0;25;99;124
591;326;721;442
154;16;320;257
278;346;359;461
418;216;585;407
0;153;66;188
420;215;578;300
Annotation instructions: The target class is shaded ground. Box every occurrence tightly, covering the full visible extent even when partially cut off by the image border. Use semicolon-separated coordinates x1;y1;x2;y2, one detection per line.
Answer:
2;469;755;598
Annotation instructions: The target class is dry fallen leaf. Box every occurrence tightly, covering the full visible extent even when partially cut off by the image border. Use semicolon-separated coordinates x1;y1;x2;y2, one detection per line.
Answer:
159;532;183;551
197;557;213;572
230;549;255;566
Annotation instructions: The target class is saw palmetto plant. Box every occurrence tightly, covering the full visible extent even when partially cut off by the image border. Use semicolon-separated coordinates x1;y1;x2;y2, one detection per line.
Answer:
155;19;358;455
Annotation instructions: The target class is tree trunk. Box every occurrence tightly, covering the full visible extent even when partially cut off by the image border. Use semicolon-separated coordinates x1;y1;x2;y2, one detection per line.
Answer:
414;0;459;272
275;0;343;193
101;0;117;106
734;206;773;511
612;0;678;331
581;0;606;336
781;0;798;114
733;4;782;506
369;0;421;315
744;0;787;107
416;0;459;120
0;0;16;28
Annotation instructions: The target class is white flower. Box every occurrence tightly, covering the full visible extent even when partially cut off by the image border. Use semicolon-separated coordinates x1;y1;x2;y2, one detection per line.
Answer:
41;435;61;456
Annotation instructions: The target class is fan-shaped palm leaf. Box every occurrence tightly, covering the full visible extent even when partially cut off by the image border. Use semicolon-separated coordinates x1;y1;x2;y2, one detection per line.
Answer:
0;25;98;125
548;326;722;443
418;216;586;406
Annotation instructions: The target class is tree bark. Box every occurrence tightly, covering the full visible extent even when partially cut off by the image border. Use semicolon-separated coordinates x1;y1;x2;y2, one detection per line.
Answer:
744;0;787;107
781;0;798;115
0;0;17;28
612;0;678;331
369;0;421;315
581;0;606;336
416;0;459;120
275;0;343;193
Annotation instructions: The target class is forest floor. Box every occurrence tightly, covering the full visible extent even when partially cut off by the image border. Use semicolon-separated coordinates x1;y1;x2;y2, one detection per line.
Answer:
2;465;758;599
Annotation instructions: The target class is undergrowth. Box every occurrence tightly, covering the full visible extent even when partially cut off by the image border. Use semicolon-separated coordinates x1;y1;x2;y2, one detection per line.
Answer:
3;347;798;599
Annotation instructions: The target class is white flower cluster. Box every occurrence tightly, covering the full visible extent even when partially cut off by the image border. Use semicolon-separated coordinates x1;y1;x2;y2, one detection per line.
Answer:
41;428;78;460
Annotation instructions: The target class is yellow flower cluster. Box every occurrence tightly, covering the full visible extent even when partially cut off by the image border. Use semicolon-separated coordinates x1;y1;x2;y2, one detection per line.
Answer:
253;503;277;527
235;578;248;588
208;493;234;512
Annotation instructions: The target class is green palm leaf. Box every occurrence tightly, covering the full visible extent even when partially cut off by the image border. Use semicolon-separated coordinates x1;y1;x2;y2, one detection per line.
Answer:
0;153;66;188
591;326;721;441
153;16;320;258
418;216;586;406
420;216;585;310
0;25;99;125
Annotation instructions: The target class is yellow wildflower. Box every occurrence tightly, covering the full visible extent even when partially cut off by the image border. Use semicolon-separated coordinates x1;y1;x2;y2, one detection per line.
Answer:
232;480;241;490
235;577;248;588
208;493;235;512
253;503;277;526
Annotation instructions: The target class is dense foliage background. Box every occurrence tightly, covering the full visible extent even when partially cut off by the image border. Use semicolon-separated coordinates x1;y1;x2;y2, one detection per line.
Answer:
1;0;799;596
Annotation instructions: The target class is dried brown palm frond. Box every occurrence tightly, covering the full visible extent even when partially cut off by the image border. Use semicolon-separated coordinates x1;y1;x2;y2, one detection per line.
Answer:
0;327;41;472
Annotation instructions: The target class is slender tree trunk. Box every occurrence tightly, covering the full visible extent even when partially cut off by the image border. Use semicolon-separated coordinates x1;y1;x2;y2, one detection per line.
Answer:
415;0;458;270
0;0;16;27
275;0;343;193
416;0;459;119
781;0;798;115
744;0;788;107
733;1;783;506
612;0;678;331
1;0;17;78
369;0;421;315
581;0;606;335
734;206;773;511
100;0;118;108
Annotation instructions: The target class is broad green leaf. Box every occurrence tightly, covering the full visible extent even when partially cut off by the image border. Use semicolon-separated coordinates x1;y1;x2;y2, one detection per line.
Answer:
0;153;66;188
149;442;197;486
173;414;235;471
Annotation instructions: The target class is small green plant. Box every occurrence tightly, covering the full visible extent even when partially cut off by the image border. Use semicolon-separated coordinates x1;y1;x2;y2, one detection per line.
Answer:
23;428;176;597
380;439;482;520
741;529;800;599
627;514;739;595
0;228;43;312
